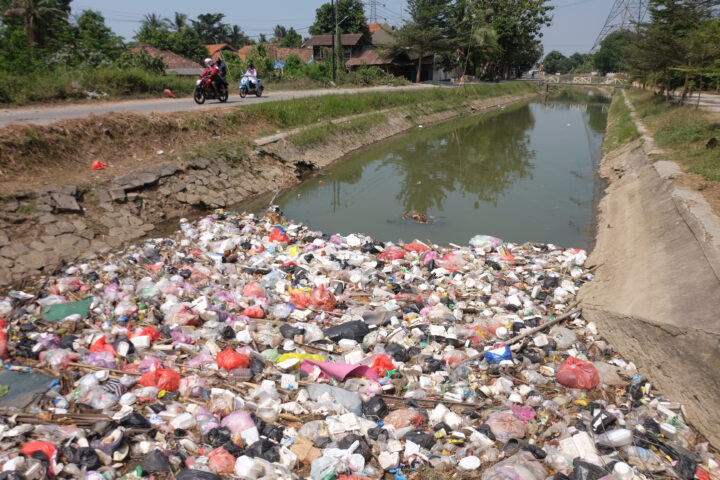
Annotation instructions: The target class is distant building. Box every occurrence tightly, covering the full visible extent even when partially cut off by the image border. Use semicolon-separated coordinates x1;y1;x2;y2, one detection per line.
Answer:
368;22;394;46
131;44;203;76
206;43;238;62
235;44;313;64
302;34;369;63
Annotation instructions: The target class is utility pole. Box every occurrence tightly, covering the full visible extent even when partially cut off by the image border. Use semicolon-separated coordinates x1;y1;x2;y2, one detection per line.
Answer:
331;0;336;83
334;0;339;83
591;0;649;52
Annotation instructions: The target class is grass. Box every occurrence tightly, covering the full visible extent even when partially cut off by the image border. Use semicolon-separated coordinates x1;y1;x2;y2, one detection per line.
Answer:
603;90;640;154
246;81;538;129
0;68;196;105
290;113;388;147
627;89;720;181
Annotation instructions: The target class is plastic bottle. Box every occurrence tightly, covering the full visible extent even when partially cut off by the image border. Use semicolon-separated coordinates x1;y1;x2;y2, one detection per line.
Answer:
612;462;634;480
596;429;633;447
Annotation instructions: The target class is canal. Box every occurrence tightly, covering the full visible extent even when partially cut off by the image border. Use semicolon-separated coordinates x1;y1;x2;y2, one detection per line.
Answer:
267;89;609;250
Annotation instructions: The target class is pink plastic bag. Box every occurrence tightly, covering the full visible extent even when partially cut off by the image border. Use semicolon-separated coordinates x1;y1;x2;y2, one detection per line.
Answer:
208;446;236;474
557;356;599;390
242;305;265;318
221;410;255;434
438;251;466;271
487;412;526;441
309;285;336;311
243;282;265;299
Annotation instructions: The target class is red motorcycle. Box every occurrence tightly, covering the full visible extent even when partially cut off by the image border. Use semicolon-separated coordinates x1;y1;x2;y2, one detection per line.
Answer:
193;75;228;104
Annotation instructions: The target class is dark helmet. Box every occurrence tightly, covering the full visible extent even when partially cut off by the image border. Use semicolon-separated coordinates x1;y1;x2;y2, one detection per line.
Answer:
247;63;254;69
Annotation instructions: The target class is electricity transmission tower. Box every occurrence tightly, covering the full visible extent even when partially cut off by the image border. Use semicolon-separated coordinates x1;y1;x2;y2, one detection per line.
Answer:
366;0;382;23
590;0;649;52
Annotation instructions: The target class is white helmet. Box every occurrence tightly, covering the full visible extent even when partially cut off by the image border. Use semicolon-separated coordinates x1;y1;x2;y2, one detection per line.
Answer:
204;58;212;65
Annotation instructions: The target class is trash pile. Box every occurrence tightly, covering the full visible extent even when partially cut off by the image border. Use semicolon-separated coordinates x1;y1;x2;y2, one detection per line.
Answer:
0;211;717;480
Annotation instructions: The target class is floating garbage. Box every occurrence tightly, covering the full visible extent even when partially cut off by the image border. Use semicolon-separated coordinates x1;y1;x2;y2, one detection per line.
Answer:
0;210;716;479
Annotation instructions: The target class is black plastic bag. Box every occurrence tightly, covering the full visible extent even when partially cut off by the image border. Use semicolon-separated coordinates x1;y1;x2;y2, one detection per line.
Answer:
141;449;171;473
323;320;369;343
363;396;389;419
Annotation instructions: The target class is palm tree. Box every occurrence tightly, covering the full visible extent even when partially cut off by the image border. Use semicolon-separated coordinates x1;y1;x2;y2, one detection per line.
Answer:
172;12;187;32
142;13;169;30
4;0;67;46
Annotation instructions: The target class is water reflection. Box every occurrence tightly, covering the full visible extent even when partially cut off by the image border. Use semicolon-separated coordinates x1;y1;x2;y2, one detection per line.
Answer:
272;94;608;249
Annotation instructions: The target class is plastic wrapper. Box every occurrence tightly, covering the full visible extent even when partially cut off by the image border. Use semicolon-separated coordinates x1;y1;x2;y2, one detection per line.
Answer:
138;369;181;392
216;348;250;371
556;357;599;390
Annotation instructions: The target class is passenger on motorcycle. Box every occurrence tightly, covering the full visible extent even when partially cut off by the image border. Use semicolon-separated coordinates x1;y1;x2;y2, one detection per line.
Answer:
201;58;220;95
216;59;229;86
245;63;258;89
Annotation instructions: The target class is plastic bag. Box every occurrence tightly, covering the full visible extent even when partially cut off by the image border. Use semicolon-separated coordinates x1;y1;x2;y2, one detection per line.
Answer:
309;285;336;311
487;412;526;441
370;354;395;376
379;249;404;261
243;282;265;299
208;447;236;474
269;227;289;243
40;348;78;370
556;357;599;390
139;369;181;392
91;160;108;170
469;235;503;249
486;344;513;365
290;291;310;309
482;451;546;480
141;449;171;473
216;348;250;371
404;241;430;253
242;305;265;319
221;410;255;434
384;408;426;428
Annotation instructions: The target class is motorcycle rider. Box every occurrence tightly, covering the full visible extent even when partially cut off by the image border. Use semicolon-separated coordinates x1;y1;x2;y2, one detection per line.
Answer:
216;59;228;87
245;62;258;91
201;58;220;96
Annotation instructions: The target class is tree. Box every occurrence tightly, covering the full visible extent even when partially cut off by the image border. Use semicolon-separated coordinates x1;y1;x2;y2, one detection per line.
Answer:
388;0;451;83
172;12;188;32
3;0;67;46
272;24;287;43
76;10;123;55
135;13;172;50
280;27;302;48
593;30;632;74
191;13;227;44
227;24;253;48
169;27;207;62
309;0;369;35
543;50;571;74
447;0;498;76
486;0;553;78
259;33;268;43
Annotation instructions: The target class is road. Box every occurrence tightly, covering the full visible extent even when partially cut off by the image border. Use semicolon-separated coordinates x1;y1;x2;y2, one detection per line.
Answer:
0;84;434;128
671;91;720;114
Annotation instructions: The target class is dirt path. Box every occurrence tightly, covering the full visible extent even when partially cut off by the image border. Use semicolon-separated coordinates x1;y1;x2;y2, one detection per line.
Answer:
0;84;435;127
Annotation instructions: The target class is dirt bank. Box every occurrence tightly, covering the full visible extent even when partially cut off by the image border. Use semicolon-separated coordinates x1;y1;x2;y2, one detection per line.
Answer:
580;98;720;446
0;91;537;286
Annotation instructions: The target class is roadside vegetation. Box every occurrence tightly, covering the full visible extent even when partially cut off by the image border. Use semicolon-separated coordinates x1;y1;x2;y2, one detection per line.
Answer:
290;113;388;147
603;91;640;154
626;89;720;181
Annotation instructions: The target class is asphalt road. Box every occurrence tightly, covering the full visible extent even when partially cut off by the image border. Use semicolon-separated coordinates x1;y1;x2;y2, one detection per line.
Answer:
0;84;434;128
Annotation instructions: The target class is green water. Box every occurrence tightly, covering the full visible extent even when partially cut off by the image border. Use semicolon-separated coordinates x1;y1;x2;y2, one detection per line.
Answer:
271;93;608;250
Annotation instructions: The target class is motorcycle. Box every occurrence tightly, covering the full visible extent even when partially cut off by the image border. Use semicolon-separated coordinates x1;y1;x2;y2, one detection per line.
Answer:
239;74;263;98
193;76;228;104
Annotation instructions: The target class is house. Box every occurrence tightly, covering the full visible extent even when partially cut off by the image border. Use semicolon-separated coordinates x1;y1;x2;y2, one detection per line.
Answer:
206;43;238;62
301;34;369;63
131;44;203;76
234;44;314;63
368;22;394;46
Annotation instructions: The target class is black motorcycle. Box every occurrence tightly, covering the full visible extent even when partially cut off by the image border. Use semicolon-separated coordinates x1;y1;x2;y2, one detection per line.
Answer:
193;76;228;104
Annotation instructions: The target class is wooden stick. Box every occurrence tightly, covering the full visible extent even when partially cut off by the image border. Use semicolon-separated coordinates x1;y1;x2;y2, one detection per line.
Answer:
458;302;581;367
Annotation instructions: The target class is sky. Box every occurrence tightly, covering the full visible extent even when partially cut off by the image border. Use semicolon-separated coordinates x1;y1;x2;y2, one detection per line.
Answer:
76;0;616;56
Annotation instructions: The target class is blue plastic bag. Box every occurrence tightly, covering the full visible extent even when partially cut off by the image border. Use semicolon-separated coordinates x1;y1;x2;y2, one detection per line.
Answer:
485;343;513;365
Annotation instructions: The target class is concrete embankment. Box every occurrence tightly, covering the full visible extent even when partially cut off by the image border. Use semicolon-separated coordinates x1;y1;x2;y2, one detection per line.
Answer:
0;90;537;286
580;95;720;446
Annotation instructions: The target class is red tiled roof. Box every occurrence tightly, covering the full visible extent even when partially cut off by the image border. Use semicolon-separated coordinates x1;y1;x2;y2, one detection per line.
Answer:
131;44;201;70
206;43;237;61
346;49;395;67
237;45;254;60
368;23;382;35
302;34;365;48
236;44;313;63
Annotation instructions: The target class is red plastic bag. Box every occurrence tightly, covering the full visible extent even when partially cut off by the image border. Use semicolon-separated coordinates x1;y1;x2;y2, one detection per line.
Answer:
0;330;9;361
557;356;599;390
163;88;176;98
269;227;289;243
242;305;265;318
207;446;235;474
309;285;336;311
243;282;265;298
129;326;161;342
379;249;404;261
404;241;430;253
216;347;250;371
438;251;466;271
371;354;395;376
89;336;116;356
21;440;57;460
91;160;108;170
384;408;426;428
139;368;181;391
289;291;310;309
